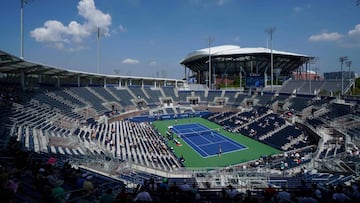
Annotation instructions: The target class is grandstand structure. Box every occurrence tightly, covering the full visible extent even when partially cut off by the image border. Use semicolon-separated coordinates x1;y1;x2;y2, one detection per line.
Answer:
181;45;356;96
0;48;360;202
180;45;314;88
0;50;185;91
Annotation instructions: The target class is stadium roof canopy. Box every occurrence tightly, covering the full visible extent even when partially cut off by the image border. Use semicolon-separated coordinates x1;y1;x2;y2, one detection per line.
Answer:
180;45;314;76
0;49;184;88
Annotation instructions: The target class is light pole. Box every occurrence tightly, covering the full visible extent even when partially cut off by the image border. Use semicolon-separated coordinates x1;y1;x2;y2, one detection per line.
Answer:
208;37;214;89
339;56;348;95
20;0;24;59
20;0;31;59
97;27;101;74
309;58;318;94
239;66;242;90
265;27;276;92
346;60;352;94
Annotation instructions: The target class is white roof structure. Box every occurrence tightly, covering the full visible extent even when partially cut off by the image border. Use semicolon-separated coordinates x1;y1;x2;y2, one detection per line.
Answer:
0;49;184;89
180;45;313;76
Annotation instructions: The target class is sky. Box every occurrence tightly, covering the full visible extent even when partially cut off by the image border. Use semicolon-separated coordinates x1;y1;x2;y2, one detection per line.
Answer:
1;0;360;79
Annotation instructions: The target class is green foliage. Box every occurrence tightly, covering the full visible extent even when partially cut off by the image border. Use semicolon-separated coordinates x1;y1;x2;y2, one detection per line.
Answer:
350;87;360;95
349;77;360;95
356;77;360;87
318;89;329;96
333;90;341;96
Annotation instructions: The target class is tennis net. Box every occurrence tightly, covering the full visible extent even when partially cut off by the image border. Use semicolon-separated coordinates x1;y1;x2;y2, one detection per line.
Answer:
175;128;220;138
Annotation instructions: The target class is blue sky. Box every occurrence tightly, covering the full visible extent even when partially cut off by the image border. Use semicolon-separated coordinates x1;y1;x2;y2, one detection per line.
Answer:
1;0;360;79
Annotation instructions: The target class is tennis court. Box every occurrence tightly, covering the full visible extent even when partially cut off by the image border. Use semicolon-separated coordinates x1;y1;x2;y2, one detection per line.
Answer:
171;123;247;158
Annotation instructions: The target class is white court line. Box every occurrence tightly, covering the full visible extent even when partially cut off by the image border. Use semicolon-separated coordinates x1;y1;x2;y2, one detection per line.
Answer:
173;125;210;157
173;124;247;157
181;135;210;157
198;140;226;147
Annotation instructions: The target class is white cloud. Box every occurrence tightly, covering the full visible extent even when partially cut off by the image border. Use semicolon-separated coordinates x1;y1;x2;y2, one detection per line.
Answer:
308;31;343;42
188;0;229;6
293;4;311;13
149;61;158;66
31;20;68;43
119;24;127;33
309;24;360;47
293;6;303;13
347;24;360;43
217;0;227;6
234;36;240;42
148;40;156;46
122;58;140;64
30;0;111;51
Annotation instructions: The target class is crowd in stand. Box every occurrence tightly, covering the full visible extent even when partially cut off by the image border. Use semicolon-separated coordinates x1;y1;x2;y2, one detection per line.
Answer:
1;85;360;202
0;137;202;203
2;135;360;203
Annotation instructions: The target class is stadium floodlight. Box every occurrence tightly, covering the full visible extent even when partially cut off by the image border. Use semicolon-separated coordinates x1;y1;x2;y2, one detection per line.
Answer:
97;27;101;74
339;56;348;95
20;0;32;59
309;57;318;94
346;60;352;94
265;27;276;92
208;37;214;89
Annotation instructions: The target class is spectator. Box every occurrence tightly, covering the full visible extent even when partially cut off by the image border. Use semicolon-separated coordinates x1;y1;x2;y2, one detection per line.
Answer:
179;180;191;192
148;178;157;192
52;181;67;203
277;190;291;203
244;189;256;203
264;184;277;202
134;186;152;202
47;169;64;187
99;188;114;203
298;187;318;203
226;184;239;199
36;168;48;190
190;183;201;201
332;184;351;203
76;173;87;189
83;175;94;196
169;181;180;200
0;169;16;202
116;188;129;203
312;183;323;202
158;178;169;192
6;176;19;194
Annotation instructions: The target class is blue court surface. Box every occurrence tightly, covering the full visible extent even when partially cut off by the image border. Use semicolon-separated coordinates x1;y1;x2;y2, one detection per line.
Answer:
171;123;247;158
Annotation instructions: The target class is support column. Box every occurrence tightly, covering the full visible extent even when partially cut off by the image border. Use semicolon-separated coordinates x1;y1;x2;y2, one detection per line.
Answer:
306;61;309;80
154;80;157;88
198;70;200;84
77;76;80;87
184;66;187;82
118;79;122;88
20;70;25;90
57;76;60;88
104;77;107;88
